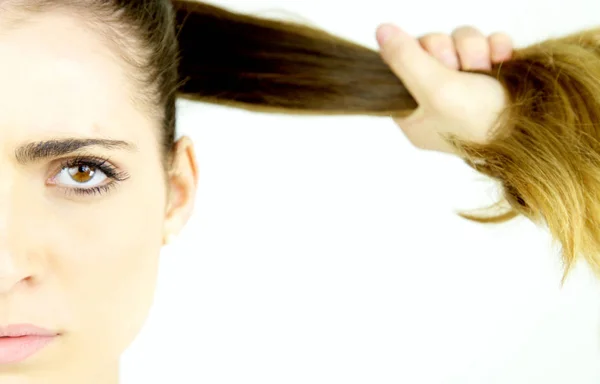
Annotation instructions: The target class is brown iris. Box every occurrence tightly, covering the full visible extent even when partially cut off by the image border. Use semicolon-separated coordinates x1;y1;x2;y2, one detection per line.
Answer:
68;165;96;183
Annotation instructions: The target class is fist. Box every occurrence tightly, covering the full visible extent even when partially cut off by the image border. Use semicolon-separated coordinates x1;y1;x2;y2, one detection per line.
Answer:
376;25;514;154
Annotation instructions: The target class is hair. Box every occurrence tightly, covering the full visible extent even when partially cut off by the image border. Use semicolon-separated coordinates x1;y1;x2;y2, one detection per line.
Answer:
10;0;600;279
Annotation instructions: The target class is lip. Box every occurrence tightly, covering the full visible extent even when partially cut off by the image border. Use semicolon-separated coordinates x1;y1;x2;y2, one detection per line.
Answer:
0;324;58;365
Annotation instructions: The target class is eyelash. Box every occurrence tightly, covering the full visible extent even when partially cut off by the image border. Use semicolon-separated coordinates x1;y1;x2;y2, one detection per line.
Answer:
54;155;130;197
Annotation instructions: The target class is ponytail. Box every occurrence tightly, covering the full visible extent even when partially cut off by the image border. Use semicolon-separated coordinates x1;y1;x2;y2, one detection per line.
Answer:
172;1;600;277
172;1;417;115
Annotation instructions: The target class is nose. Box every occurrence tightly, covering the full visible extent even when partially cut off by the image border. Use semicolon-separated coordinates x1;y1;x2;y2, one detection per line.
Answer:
0;180;40;294
0;202;38;293
0;247;33;293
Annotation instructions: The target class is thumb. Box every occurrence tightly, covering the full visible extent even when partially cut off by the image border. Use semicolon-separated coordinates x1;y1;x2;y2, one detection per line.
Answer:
376;24;451;102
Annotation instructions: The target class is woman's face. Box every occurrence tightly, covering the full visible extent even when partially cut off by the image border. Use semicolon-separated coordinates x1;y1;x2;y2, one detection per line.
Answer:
0;8;196;383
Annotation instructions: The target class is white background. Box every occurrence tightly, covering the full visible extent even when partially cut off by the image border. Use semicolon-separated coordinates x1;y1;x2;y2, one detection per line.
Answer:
121;1;600;383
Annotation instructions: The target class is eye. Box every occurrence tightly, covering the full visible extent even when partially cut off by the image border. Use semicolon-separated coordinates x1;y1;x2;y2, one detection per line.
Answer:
57;164;108;188
47;156;130;196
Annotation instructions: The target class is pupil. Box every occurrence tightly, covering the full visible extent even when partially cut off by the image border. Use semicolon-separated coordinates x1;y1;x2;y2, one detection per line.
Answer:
69;165;95;182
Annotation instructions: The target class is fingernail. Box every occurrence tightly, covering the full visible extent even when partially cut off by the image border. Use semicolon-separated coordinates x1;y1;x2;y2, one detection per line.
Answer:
377;24;398;46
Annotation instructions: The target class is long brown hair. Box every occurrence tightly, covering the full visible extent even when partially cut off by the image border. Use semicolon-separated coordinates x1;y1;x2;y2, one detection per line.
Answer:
173;2;600;279
15;0;600;279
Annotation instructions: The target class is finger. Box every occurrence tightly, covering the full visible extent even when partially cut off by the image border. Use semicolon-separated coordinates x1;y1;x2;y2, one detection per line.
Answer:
451;26;492;71
488;32;513;63
419;33;460;70
376;24;452;102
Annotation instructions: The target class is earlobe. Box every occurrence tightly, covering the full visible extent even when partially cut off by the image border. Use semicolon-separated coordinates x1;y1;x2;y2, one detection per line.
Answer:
162;232;178;246
163;136;199;243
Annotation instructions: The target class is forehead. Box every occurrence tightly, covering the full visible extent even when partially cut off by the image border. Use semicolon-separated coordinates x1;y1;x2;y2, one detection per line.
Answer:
0;8;157;144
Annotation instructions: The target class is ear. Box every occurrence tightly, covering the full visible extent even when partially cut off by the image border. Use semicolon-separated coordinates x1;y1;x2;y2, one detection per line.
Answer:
163;136;199;245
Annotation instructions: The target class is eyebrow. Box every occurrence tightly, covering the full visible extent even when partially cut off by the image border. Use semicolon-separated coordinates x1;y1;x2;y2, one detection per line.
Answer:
15;138;135;164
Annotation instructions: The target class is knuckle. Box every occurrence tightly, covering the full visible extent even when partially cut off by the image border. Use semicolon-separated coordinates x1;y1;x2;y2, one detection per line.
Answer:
488;32;512;46
488;31;510;41
455;35;488;53
452;25;484;39
419;33;451;51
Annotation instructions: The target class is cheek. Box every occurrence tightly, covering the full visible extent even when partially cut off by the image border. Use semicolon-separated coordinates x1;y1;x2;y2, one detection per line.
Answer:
39;174;167;357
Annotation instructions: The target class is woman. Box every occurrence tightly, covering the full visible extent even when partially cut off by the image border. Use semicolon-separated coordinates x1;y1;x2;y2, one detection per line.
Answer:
0;0;595;383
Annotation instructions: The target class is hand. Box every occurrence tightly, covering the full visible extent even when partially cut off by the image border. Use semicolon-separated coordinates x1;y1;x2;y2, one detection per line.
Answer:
376;24;514;154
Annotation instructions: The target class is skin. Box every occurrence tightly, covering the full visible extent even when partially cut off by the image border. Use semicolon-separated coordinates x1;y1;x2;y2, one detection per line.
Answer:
0;9;197;384
376;24;514;153
0;5;509;384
